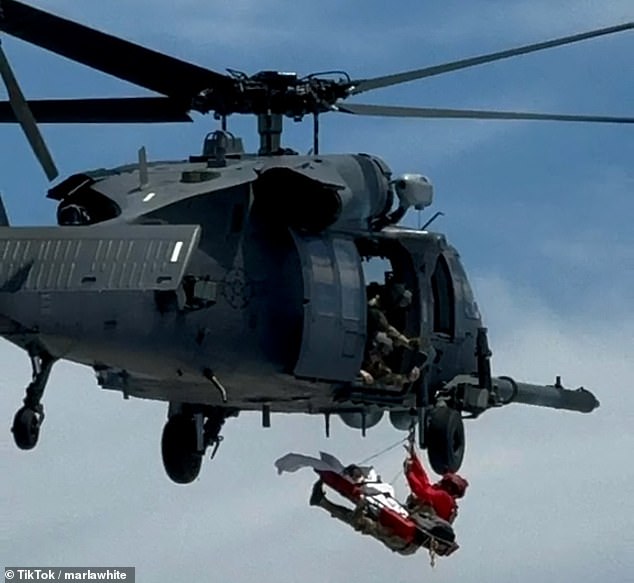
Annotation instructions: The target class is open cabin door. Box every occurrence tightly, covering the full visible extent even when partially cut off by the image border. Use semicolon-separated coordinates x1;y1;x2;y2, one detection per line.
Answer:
292;234;366;381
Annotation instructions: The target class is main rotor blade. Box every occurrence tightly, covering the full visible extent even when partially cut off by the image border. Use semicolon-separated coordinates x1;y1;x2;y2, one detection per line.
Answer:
0;0;231;101
0;40;57;179
0;97;192;123
349;22;633;95
337;103;634;124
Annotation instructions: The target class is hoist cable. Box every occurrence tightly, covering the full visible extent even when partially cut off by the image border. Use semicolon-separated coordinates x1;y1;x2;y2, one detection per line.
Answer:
358;437;408;466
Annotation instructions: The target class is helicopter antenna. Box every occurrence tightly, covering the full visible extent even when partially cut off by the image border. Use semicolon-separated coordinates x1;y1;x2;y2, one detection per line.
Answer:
420;211;444;231
313;113;320;155
137;146;148;187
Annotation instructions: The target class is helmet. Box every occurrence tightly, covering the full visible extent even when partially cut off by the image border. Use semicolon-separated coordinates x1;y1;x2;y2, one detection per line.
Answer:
438;473;469;498
343;464;365;483
373;332;393;354
384;282;412;309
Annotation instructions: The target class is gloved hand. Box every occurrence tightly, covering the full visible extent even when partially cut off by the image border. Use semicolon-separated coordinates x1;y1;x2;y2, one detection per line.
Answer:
403;442;416;470
359;370;374;385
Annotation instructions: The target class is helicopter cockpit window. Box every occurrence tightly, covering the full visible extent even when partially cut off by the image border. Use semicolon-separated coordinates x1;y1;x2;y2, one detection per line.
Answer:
431;256;455;337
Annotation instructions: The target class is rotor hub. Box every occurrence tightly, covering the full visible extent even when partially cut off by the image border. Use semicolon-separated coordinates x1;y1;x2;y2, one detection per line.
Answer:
193;70;351;120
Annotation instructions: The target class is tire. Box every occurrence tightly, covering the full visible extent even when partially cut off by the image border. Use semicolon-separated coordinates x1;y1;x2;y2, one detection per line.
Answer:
161;414;203;484
426;406;465;474
12;407;40;450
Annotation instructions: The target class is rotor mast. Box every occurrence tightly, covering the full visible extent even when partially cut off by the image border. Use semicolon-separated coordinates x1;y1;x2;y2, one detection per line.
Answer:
257;112;283;155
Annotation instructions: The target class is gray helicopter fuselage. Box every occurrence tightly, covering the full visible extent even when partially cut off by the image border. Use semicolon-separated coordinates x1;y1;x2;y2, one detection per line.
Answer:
0;0;609;480
0;152;482;416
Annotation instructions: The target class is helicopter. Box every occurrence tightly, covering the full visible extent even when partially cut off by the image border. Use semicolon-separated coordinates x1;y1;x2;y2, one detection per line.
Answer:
0;1;630;485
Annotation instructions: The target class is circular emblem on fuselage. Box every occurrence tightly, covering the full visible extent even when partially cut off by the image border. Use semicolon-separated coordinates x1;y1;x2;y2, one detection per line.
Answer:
221;267;253;309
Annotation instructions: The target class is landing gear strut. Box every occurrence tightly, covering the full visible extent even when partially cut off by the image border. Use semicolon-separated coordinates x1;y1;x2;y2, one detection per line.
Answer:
161;404;231;484
11;348;56;450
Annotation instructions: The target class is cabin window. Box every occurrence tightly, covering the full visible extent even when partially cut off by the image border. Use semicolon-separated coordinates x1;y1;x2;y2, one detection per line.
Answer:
431;256;455;336
357;239;419;340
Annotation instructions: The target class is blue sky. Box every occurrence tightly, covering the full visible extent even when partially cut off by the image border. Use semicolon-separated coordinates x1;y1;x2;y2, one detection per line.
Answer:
1;2;633;582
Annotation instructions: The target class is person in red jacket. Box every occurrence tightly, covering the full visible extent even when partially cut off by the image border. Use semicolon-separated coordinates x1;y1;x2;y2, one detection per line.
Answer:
404;445;468;524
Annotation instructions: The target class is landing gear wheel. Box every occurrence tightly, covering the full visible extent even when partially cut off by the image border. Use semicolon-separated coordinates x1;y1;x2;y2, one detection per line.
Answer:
161;414;203;484
426;406;465;474
11;349;55;451
12;406;41;450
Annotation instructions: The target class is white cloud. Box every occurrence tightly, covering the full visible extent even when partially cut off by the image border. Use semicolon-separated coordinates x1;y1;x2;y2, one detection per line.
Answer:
538;230;634;274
